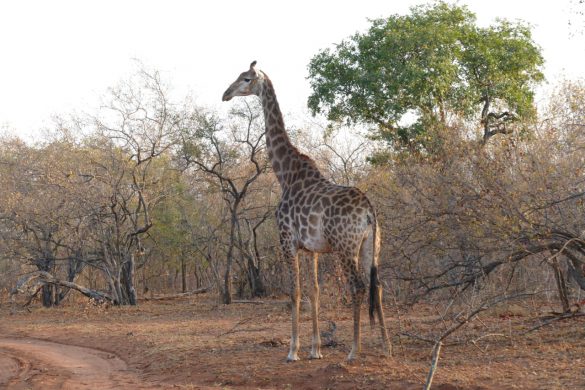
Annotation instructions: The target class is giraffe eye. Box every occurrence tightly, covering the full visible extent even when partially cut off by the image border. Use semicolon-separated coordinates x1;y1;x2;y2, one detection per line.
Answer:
244;78;251;83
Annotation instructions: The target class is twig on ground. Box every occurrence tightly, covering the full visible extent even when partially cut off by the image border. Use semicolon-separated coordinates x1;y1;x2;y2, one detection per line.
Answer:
143;287;209;301
470;333;506;353
398;332;435;344
217;317;254;338
522;311;585;335
231;299;266;305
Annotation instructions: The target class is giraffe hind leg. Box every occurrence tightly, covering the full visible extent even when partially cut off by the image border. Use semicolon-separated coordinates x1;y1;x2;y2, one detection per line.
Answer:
375;281;392;356
361;228;392;356
341;253;366;362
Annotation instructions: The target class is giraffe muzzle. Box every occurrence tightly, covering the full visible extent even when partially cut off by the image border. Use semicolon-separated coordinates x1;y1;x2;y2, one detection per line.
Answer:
222;89;233;101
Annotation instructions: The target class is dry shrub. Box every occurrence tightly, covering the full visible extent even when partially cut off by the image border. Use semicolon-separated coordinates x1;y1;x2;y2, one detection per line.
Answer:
369;82;585;340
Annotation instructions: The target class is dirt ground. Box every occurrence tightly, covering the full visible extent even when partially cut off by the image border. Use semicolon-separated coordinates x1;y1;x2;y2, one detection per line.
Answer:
0;293;584;389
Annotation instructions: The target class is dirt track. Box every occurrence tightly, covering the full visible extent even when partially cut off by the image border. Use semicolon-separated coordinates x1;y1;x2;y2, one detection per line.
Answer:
0;338;154;389
0;297;583;389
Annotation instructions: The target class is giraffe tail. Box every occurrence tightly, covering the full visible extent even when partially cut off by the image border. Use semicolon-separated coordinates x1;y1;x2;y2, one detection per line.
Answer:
368;211;382;328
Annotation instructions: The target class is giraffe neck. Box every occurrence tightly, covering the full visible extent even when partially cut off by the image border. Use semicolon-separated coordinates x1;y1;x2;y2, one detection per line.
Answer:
259;75;302;189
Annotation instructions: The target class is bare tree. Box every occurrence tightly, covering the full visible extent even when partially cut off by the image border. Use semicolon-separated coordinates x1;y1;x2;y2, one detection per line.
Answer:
85;67;188;304
179;101;269;303
0;137;100;306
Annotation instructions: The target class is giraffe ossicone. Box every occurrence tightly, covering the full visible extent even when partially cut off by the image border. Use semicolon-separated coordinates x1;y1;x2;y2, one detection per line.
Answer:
222;61;391;361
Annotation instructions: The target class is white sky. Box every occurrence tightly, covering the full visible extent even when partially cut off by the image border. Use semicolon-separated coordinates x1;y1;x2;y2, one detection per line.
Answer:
1;0;584;139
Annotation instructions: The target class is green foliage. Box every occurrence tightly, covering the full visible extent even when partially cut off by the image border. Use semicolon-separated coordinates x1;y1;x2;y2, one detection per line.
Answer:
307;2;544;154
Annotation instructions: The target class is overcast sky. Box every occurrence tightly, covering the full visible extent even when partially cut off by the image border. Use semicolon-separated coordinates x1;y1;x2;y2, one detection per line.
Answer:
1;0;584;138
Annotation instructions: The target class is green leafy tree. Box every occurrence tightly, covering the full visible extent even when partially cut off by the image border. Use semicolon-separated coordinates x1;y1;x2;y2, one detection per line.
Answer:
307;2;544;154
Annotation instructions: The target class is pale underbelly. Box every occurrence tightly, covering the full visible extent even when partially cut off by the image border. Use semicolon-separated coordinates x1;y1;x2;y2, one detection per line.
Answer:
299;236;332;253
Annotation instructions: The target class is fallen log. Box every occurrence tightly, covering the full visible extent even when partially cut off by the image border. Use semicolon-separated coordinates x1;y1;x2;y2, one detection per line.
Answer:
11;271;113;304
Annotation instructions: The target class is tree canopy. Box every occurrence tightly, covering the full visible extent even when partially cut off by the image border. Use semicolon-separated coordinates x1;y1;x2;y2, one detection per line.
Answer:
307;2;544;154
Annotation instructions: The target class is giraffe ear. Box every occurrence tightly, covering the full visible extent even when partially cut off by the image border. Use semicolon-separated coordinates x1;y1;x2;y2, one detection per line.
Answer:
250;60;257;70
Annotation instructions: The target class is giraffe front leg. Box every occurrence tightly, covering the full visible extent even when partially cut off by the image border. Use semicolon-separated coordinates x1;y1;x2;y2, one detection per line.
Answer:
308;252;322;359
286;250;301;362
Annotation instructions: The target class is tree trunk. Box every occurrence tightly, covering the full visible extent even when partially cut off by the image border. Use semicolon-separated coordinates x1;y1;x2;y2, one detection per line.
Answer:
194;263;201;289
223;210;239;304
142;267;149;295
223;268;233;304
103;268;120;304
37;255;56;307
246;260;265;298
181;256;187;293
551;257;570;313
57;251;86;304
41;285;55;307
122;253;138;305
114;276;125;304
248;222;266;297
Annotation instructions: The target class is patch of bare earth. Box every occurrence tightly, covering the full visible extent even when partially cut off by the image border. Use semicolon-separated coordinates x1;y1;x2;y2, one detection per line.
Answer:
0;294;584;389
0;337;156;389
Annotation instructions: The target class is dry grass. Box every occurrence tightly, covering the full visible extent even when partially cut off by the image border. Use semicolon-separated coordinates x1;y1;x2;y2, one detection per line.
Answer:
1;293;584;389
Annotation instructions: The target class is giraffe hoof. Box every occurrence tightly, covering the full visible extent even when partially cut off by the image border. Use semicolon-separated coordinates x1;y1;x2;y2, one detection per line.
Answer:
286;354;300;362
309;352;323;360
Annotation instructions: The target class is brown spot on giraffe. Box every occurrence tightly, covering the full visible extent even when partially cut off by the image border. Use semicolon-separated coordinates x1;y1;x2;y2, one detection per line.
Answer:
222;61;390;362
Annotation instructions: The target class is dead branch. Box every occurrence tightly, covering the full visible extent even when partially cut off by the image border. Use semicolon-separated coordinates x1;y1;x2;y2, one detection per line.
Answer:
231;299;266;305
417;293;535;390
11;271;113;304
217;317;254;338
22;285;42;307
227;299;301;306
401;245;553;299
142;287;209;301
398;332;436;345
216;315;274;338
522;311;585;335
424;341;442;390
470;333;507;344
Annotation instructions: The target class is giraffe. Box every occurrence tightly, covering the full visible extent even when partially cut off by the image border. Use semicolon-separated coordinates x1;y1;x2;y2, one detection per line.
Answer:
222;61;390;362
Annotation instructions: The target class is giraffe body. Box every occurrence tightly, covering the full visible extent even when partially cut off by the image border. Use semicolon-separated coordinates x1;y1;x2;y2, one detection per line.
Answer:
278;178;373;258
223;61;391;361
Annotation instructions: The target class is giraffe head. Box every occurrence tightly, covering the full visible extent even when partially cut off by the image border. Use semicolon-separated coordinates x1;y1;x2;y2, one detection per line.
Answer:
222;61;264;101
